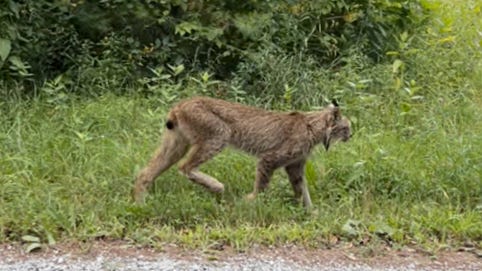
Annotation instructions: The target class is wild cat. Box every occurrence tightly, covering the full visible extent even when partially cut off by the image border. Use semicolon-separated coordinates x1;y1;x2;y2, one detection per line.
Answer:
134;97;351;209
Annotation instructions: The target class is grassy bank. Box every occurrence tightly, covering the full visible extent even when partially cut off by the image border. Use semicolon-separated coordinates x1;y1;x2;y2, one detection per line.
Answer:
1;0;481;251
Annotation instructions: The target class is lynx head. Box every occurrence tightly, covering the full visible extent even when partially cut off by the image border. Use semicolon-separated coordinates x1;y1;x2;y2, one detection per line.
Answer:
323;100;351;151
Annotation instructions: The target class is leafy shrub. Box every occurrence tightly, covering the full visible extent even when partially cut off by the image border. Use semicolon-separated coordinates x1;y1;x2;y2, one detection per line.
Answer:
0;0;427;97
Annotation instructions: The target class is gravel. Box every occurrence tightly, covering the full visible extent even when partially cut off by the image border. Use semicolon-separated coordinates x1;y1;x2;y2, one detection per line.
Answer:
1;255;480;271
1;243;480;271
0;256;430;271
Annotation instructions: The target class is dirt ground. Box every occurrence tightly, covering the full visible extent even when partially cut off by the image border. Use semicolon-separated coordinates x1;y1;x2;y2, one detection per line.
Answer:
1;240;481;270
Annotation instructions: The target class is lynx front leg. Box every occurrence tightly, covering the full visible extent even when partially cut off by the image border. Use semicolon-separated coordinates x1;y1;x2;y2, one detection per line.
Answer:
178;142;225;193
133;131;188;203
285;160;312;209
246;159;275;201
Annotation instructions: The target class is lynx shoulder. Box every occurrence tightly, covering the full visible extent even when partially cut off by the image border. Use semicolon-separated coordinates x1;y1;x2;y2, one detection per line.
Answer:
134;97;351;209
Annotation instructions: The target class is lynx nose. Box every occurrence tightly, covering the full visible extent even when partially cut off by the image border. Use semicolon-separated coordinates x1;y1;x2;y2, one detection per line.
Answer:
343;132;353;142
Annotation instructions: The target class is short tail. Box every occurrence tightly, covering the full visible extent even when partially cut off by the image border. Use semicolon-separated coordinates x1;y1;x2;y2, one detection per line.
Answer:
165;111;177;130
166;120;175;130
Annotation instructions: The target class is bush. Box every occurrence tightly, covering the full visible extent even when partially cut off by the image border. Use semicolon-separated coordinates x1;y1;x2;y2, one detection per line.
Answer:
0;0;426;97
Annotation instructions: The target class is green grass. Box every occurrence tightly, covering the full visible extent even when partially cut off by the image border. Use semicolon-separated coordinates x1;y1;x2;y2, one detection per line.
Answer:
0;92;480;250
0;0;481;251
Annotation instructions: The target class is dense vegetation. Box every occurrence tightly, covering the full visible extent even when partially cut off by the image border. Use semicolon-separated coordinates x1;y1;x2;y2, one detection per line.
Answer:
1;0;481;252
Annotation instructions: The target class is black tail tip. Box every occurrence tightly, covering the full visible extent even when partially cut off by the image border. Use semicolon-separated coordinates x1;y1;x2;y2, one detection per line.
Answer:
331;99;339;107
166;120;174;130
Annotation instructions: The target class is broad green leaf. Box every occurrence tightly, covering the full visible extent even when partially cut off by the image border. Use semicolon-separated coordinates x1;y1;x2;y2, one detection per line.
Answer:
0;38;11;62
342;220;361;237
394;77;402;90
392;59;404;74
175;21;200;36
9;55;26;69
46;232;56;246
369;222;394;237
168;64;185;76
201;72;210;83
22;235;40;243
25;243;42;253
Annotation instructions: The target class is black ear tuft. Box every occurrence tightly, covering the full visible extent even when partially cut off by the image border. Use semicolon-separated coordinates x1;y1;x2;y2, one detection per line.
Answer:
331;99;341;121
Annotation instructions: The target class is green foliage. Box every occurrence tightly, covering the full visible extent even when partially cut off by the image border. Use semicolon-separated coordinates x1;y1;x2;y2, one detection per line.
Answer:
0;0;426;97
0;0;481;251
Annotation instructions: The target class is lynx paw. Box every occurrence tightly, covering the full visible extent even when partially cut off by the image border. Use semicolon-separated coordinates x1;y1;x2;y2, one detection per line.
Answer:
133;191;146;204
211;182;225;193
245;192;257;201
132;186;147;204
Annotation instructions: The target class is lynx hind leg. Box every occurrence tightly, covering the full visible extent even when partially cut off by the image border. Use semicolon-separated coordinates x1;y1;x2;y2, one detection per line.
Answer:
133;130;189;203
178;141;226;193
285;161;312;209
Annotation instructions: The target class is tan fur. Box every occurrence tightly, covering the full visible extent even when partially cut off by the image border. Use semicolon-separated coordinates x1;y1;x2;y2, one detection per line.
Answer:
133;97;351;209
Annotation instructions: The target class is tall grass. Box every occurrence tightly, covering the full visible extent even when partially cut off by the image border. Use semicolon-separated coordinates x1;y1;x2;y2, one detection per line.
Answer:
1;0;481;250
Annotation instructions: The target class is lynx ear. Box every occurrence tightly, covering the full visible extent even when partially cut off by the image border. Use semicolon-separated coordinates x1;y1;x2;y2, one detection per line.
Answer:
330;100;341;121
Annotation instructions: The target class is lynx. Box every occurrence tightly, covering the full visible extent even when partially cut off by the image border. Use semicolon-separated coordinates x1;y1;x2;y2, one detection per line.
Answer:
133;97;351;209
